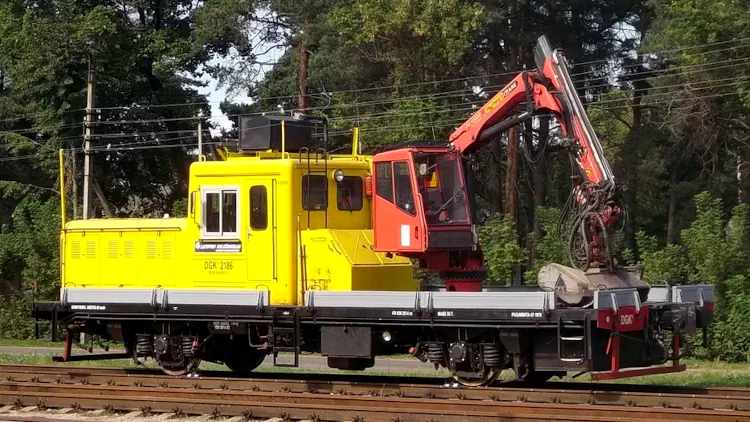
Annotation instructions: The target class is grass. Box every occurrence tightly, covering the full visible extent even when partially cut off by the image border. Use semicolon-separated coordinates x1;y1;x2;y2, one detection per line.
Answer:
0;338;125;350
537;358;750;387
0;353;447;378
0;339;65;348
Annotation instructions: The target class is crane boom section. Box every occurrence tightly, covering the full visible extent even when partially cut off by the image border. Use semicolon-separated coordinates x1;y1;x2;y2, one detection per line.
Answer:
449;35;615;185
448;72;549;153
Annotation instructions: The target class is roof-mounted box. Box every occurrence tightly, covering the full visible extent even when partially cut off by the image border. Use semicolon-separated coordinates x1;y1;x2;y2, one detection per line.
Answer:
238;115;313;153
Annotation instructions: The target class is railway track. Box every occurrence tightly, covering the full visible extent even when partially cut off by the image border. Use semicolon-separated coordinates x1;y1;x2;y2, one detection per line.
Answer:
0;364;748;422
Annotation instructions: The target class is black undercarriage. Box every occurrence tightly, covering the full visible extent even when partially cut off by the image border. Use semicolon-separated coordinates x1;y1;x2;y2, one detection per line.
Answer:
32;296;706;386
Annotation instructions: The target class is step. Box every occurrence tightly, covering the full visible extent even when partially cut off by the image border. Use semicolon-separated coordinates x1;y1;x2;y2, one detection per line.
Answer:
560;335;585;341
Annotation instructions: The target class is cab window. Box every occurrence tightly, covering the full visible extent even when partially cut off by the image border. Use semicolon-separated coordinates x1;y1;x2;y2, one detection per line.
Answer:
302;175;328;211
202;188;238;237
250;185;268;230
337;176;363;211
393;161;415;216
375;162;393;202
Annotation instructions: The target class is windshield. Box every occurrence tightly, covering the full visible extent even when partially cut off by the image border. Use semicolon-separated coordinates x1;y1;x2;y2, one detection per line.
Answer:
414;152;470;225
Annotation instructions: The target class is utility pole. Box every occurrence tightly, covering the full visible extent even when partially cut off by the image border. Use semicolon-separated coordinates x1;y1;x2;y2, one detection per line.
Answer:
82;56;95;219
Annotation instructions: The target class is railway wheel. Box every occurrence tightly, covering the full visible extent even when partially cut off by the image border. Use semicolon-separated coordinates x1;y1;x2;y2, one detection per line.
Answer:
451;367;500;387
224;350;267;374
160;358;201;376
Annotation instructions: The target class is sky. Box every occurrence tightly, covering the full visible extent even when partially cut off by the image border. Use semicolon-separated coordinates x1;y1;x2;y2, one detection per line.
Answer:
200;75;251;136
197;22;286;136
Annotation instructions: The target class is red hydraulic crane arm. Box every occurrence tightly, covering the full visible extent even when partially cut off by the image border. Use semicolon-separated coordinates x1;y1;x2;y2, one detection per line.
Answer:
448;35;621;271
449;36;614;186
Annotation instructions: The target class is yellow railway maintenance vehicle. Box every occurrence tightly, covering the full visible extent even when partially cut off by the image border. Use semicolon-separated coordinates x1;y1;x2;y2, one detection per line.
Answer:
60;116;417;306
35;36;714;386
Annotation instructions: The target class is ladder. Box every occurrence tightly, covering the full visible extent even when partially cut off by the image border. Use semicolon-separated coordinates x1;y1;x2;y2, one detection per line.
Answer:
557;313;590;363
272;308;301;367
298;120;329;229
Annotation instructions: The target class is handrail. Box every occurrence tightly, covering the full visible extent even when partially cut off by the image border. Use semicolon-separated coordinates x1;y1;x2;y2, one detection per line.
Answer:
64;226;183;232
351;126;360;158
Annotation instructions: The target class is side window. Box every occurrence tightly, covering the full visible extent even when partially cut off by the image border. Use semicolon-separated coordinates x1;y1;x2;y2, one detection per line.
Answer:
375;162;394;202
250;186;268;230
337;176;363;211
393;161;416;216
222;191;236;232
203;188;238;237
302;175;328;211
205;193;220;232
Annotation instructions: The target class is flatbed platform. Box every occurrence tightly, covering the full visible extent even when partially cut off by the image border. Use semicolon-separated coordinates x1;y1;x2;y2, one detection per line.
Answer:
33;285;713;384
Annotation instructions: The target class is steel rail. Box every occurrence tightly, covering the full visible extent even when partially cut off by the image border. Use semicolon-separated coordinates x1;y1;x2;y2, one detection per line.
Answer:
0;381;749;422
1;363;747;394
1;364;750;410
0;364;749;419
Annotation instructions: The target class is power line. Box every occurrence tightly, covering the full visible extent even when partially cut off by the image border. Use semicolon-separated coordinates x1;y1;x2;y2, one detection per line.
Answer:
90;54;750;127
2;36;748;128
0;89;745;165
0;121;86;137
98;37;750;112
579;55;750;88
0;108;85;125
2;51;748;156
0;139;221;163
8;73;746;152
328;66;749;125
90;37;750;114
573;36;750;69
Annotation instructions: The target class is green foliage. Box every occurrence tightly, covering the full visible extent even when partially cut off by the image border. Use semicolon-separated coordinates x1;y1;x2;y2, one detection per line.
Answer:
330;0;484;75
640;242;692;284
170;198;188;218
478;214;525;284
681;192;730;284
649;0;750;106
0;1;258;336
710;275;750;362
638;191;750;361
0;0;748;373
0;295;37;339
0;197;60;299
524;206;567;282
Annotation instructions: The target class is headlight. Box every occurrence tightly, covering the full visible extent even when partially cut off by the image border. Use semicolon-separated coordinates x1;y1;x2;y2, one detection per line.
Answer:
382;331;392;342
333;169;345;182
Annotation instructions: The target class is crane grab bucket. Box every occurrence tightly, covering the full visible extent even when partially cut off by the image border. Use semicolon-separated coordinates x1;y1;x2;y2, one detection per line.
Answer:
538;263;650;306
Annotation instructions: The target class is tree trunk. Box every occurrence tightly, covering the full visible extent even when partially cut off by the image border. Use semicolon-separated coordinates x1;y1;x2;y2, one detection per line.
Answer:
617;76;646;255
487;33;504;214
533;117;549;238
505;125;520;222
524;173;536;267
92;178;113;218
504;46;520;222
297;20;309;112
522;119;539;267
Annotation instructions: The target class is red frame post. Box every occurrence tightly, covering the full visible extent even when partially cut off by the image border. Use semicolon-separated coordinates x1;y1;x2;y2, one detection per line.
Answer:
592;330;686;381
62;328;73;362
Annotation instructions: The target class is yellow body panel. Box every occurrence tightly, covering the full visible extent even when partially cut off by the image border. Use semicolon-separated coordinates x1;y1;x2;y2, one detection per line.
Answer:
61;151;416;305
299;229;418;294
